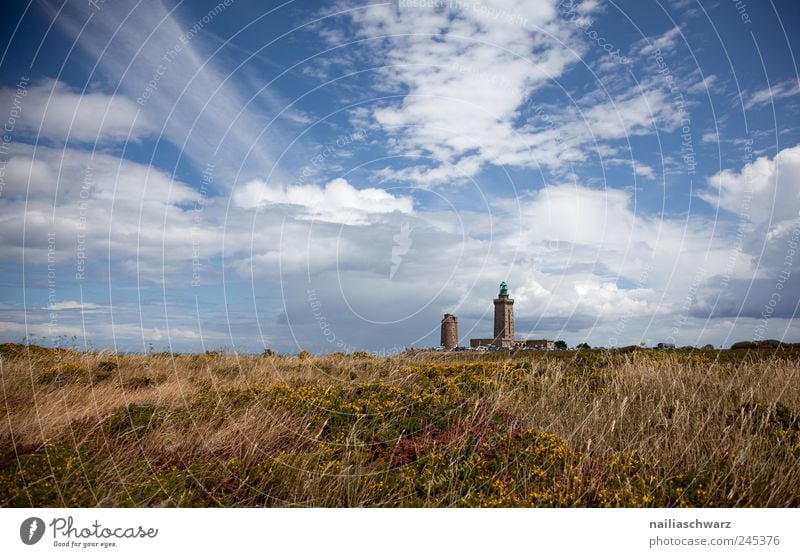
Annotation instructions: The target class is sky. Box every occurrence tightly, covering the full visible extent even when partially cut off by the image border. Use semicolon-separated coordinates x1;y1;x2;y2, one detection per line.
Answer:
0;0;798;354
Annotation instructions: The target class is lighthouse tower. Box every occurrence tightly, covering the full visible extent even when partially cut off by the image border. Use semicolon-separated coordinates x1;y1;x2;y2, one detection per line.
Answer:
493;281;514;347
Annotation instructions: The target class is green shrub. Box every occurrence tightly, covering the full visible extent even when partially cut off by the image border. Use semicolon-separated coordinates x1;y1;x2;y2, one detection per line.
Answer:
105;403;165;437
118;374;165;390
0;442;97;506
38;363;88;386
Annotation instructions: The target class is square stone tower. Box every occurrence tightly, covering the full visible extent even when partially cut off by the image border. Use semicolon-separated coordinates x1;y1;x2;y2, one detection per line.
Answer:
493;281;514;346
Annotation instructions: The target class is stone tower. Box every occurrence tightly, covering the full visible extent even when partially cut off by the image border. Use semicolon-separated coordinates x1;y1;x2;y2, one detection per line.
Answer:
493;281;514;346
440;313;458;350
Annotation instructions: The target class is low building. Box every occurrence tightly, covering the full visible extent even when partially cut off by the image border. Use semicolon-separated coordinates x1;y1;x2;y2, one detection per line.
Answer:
469;338;554;350
470;338;495;348
520;339;554;350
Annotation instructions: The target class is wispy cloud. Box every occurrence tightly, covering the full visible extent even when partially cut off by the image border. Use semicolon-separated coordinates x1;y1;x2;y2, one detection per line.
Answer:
44;0;289;178
44;300;102;311
743;78;800;110
635;26;683;57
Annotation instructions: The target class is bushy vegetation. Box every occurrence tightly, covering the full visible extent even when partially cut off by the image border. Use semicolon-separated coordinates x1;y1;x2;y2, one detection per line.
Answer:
1;343;798;507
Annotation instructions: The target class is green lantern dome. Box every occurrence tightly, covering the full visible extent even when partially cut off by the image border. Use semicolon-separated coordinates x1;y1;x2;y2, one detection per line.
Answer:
499;281;508;295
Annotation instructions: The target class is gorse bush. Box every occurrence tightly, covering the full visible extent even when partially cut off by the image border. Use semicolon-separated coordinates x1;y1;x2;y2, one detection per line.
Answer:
1;344;799;507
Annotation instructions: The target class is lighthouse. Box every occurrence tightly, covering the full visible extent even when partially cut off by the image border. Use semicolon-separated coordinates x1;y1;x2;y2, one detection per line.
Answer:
493;281;514;347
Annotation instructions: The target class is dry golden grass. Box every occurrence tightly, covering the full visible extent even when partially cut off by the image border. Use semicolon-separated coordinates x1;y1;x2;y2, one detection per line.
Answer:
1;343;798;507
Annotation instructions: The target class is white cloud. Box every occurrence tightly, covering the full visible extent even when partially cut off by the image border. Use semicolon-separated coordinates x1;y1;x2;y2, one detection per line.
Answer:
636;26;682;57
0;144;212;269
329;1;685;185
44;301;101;311
45;0;290;178
0;79;152;143
259;170;785;350
0;144;418;288
4;141;798;349
110;323;201;342
3;2;798;352
0;321;84;338
1;155;58;197
634;162;656;179
233;178;414;225
701;144;800;226
686;74;718;94
567;84;681;140
495;182;744;323
690;145;800;319
258;177;747;343
333;0;593;183
743;79;800;110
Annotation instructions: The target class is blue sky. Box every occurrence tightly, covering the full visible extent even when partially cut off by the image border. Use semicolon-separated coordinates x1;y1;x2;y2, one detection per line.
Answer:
0;0;798;353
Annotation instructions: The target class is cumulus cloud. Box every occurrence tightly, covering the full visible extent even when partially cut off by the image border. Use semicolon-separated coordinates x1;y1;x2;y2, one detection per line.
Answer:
0;143;211;268
267;175;753;350
233;155;798;347
692;145;800;321
0;79;152;143
5;142;797;349
233;178;414;225
701;144;800;227
495;183;736;321
634;162;656;179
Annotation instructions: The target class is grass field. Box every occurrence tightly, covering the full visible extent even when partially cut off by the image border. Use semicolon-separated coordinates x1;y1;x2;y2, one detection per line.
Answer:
1;343;798;507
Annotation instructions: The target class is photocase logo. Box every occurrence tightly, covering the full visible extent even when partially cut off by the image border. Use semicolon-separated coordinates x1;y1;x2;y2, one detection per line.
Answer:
20;517;45;545
390;223;413;280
